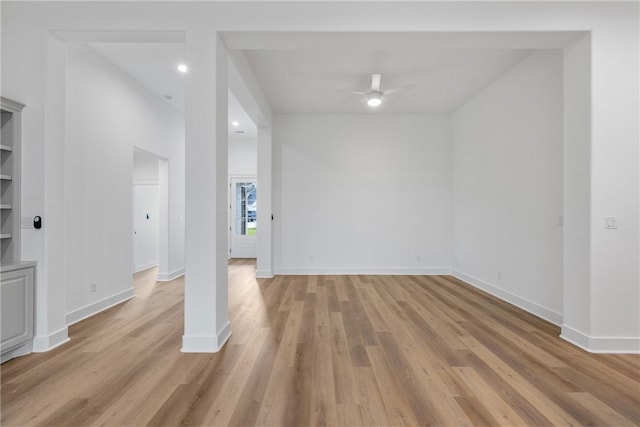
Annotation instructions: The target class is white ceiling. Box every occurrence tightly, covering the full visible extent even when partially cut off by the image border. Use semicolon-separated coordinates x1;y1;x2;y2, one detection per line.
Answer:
87;42;257;138
88;42;186;110
244;49;532;114
228;91;257;138
87;40;536;123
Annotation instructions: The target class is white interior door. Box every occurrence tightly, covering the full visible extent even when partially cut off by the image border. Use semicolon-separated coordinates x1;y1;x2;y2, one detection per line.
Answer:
230;177;257;258
133;184;159;272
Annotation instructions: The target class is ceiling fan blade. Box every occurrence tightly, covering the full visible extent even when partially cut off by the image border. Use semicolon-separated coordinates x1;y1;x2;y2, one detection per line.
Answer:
338;89;369;95
383;83;415;95
371;74;381;92
384;97;397;107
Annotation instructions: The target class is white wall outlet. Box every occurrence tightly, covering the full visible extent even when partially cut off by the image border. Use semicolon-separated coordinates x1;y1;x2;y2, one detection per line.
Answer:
497;271;503;280
604;216;618;229
21;217;33;229
309;255;314;262
416;255;421;262
90;282;98;292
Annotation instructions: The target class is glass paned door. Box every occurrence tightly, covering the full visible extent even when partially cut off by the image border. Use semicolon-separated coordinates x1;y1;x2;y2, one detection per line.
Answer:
230;178;257;258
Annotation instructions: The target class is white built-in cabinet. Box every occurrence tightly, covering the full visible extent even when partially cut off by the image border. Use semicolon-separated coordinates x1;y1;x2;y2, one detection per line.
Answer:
1;262;35;362
1;97;36;363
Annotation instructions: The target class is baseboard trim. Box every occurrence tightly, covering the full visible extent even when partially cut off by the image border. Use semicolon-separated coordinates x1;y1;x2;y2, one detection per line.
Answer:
134;262;158;274
561;325;640;354
451;270;563;326
256;269;274;279
157;267;185;282
181;321;232;353
66;288;134;326
133;180;159;186
275;267;452;275
1;341;33;363
32;327;69;352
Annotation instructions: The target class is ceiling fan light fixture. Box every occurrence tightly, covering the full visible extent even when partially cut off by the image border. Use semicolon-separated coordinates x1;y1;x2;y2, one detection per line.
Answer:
367;93;382;107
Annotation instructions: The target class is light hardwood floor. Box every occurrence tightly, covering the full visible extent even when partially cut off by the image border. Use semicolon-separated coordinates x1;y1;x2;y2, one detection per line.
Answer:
2;259;639;426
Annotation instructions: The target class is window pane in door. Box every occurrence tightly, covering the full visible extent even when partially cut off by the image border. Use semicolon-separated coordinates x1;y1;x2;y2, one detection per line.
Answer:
234;182;257;236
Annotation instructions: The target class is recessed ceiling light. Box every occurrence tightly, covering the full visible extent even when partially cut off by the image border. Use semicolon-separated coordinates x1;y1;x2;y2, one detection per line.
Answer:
232;121;239;127
367;93;382;107
177;64;188;73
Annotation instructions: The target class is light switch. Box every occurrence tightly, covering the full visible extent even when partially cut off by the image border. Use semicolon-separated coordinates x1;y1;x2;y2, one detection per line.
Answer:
605;216;618;229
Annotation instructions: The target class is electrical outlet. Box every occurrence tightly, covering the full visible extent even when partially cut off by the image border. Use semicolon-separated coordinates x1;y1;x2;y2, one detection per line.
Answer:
605;217;618;229
416;255;421;262
90;282;98;292
497;272;503;280
309;255;314;262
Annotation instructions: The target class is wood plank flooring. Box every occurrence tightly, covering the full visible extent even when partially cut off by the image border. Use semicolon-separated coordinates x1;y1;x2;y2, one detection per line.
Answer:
2;259;639;426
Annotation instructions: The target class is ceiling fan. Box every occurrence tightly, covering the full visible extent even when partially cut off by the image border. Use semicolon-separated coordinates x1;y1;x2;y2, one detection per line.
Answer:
349;73;414;107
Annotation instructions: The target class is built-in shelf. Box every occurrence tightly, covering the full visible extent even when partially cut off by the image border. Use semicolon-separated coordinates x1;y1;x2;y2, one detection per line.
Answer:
1;97;24;265
1;97;32;364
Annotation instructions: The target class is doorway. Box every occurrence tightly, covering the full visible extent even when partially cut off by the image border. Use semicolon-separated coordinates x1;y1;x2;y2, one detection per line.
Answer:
133;148;169;276
229;176;257;258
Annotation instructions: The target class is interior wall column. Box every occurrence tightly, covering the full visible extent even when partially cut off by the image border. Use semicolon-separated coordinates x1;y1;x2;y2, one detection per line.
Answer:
34;33;69;351
588;27;640;352
562;32;640;353
157;159;169;280
561;35;592;349
182;30;230;353
256;127;273;278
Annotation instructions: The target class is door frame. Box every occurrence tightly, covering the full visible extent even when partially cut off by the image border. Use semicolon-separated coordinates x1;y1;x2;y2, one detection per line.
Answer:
229;175;258;259
132;147;169;279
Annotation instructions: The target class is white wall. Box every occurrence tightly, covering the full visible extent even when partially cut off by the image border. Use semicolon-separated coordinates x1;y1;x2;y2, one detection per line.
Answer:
133;150;160;184
228;136;257;176
451;50;563;324
64;43;185;324
273;114;451;274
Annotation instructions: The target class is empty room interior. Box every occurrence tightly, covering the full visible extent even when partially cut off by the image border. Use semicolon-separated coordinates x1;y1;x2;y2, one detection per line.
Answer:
1;1;639;426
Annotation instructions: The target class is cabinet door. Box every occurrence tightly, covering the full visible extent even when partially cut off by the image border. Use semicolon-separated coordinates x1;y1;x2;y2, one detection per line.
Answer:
1;268;34;352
